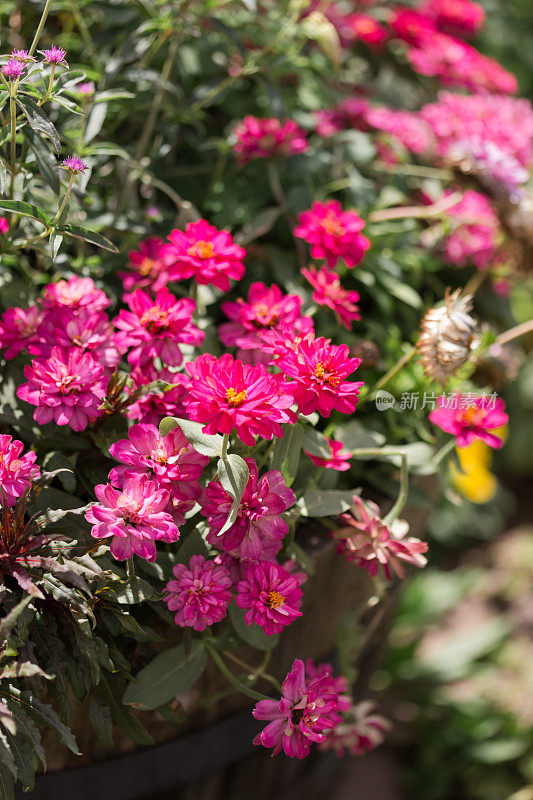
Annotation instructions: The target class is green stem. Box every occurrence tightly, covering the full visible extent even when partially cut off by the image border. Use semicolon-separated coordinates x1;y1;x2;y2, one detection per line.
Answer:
205;642;272;702
431;437;456;468
29;0;54;57
53;174;75;224
126;557;135;580
9;93;16;205
267;162;286;207
221;433;230;460
360;347;416;406
40;64;56;105
383;453;409;526
223;650;282;693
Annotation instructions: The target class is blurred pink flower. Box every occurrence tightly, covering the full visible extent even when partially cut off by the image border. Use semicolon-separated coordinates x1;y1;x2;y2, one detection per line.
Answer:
429;394;508;448
0;306;42;360
302;267;360;329
0;435;40;507
233;116;308;164
304;437;351;471
321;700;390;756
119;237;170;295
42;276;110;312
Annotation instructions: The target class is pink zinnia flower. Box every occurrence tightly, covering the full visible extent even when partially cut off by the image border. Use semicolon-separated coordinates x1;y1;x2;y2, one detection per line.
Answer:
236;561;302;636
113;287;203;367
119;237;170;295
304;438;351;471
294;201;370;269
85;475;179;561
200;457;295;561
302;267;360;329
0;217;8;234
252;659;339;758
315;97;370;139
305;660;351;716
277;336;364;417
0;305;42;359
320;700;390;756
42;276;110;313
125;364;191;425
163;554;232;631
60;156;87;175
219;282;313;363
0;435;40;507
334;496;428;580
1;59;25;80
233;116;308;165
162;220;246;292
419;0;485;37
348;14;389;47
30;308;121;369
258;322;316;362
365;106;433;155
40;45;67;65
429;394;508;448
17;347;107;432
440;189;500;270
184;353;296;446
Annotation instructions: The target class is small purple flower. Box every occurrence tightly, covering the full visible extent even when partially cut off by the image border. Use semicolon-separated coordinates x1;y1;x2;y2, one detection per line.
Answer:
163;555;233;631
60;156;88;175
1;59;25;81
39;45;68;66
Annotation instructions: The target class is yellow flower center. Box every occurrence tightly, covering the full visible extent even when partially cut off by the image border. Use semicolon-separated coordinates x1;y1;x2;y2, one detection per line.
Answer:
321;214;345;237
459;405;483;426
226;387;247;407
267;590;285;609
140;307;168;333
315;361;339;387
188;240;215;259
138;257;154;276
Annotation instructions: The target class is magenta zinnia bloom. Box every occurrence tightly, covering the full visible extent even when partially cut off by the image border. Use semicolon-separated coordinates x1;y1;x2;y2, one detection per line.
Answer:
0;436;40;507
334;496;428;580
184;353;296;446
348;14;389;47
125;364;191;425
429;394;508;448
163;555;232;631
0;305;42;359
60;156;87;175
278;336;364;417
252;659;339;758
320;700;390;756
294;200;370;269
1;59;25;80
302;267;361;329
233;116;308;165
162;220;246;292
219;282;313;363
113;287;203;367
315;97;370;139
236;561;302;636
440;189;500;270
200;458;295;561
420;0;485;37
119;237;170;295
85;475;179;561
30;308;120;370
17;347;107;432
42;276;110;313
0;217;8;234
304;438;351;471
39;45;67;65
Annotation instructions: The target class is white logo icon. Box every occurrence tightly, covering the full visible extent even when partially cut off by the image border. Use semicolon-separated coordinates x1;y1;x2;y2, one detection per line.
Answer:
375;390;396;411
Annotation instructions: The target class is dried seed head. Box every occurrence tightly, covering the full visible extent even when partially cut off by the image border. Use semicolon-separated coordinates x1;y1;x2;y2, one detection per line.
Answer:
416;289;478;385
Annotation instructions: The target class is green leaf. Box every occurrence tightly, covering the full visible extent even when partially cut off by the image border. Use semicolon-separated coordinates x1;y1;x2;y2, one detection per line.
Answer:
0;200;49;226
0;596;33;644
237;207;282;245
16;95;61;156
216;454;249;536
299;489;357;517
97;674;154;746
58;224;118;253
337;420;385;450
123;641;207;710
88;698;113;747
229;603;279;650
270;423;304;486
23;127;60;192
49;230;63;260
302;428;334;459
101;576;154;605
159;417;223;457
85;101;108;144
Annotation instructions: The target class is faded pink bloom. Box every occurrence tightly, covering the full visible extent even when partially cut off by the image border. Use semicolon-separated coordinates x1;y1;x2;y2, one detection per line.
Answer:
294;201;370;269
163;554;232;631
440;189;500;270
77;81;95;96
305;660;351;716
420;0;485;37
315;97;370;138
334;496;428;580
42;276;110;313
184;353;296;446
200;458;295;561
302;267;360;329
321;700;390;756
219;282;313;363
60;156;87;175
85;475;179;561
348;14;389;47
0;305;42;359
233;116;308;164
277;336;364;417
236;561;302;635
429;394;508;448
113;287;203;367
0;436;40;507
126;364;191;425
17;347;107;432
365;106;433;155
252;659;339;758
119;237;170;295
39;45;67;65
162;219;246;292
304;438;351;471
30;308;121;369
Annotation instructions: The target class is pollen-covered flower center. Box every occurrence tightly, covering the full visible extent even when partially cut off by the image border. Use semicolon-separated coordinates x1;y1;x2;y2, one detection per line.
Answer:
188;240;215;259
138;257;155;276
314;361;340;387
58;374;79;394
140;307;169;333
458;405;484;426
267;590;285;609
253;303;279;327
321;214;345;237
116;495;142;524
226;387;247;407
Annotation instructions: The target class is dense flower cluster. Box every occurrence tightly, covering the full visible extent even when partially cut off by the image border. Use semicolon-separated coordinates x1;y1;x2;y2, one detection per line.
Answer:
163;555;233;631
233;116;308;164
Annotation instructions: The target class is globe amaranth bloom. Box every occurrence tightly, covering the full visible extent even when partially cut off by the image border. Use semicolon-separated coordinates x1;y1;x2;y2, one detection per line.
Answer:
219;282;313;363
113;287;203;367
236;561;303;636
11;50;34;63
119;237;170;295
0;305;42;360
200;458;295;561
39;45;67;65
125;364;191;425
294;200;370;269
1;58;25;80
184;353;296;446
42;276;110;312
429;394;508;448
233;116;308;165
108;423;209;524
60;156;87;175
0;436;40;507
333;496;428;580
162;219;246;292
17;347;107;432
320;701;390;756
85;475;179;561
304;437;351;471
30;308;121;370
0;217;8;234
252;659;339;758
301;267;360;329
277;336;364;417
163;554;232;631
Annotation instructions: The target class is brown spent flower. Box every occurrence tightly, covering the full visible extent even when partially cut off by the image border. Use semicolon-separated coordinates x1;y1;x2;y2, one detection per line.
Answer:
416;288;477;386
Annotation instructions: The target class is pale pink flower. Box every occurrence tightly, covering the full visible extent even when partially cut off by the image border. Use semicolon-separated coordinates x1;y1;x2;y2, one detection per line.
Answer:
11;50;34;63
233;116;308;164
294;200;370;269
365;106;433;155
315;97;370;138
236;561;303;636
304;438;351;471
163;554;232;631
0;306;42;360
302;267;360;329
429;394;508;448
42;276;110;312
320;700;390;756
0;435;40;507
